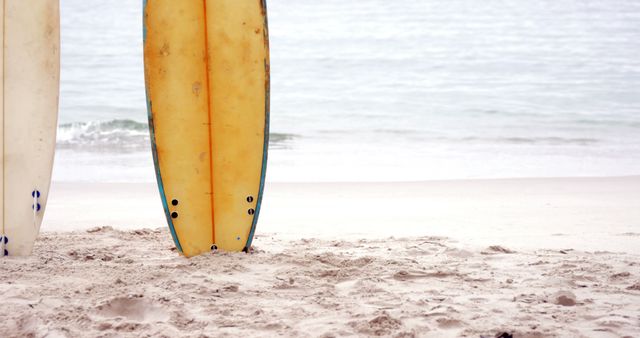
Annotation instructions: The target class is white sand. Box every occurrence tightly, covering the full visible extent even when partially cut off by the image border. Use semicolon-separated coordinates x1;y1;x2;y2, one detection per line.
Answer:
1;176;638;337
1;227;639;337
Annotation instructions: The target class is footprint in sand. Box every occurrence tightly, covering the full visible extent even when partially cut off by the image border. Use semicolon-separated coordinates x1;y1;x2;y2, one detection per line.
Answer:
94;296;170;323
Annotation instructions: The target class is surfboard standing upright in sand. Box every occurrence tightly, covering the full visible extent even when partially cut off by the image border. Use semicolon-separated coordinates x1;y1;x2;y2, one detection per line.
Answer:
143;0;270;257
0;0;60;257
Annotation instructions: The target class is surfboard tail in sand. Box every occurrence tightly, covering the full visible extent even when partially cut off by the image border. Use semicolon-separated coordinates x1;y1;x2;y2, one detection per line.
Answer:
0;0;60;257
143;0;270;257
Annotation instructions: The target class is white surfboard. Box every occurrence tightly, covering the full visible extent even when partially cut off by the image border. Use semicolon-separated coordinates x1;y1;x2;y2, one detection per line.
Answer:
0;0;60;257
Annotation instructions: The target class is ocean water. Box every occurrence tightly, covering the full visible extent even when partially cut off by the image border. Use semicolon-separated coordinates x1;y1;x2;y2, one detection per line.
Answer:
55;0;640;182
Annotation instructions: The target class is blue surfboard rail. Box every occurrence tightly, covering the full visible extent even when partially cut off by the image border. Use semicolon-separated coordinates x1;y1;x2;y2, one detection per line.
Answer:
244;0;270;252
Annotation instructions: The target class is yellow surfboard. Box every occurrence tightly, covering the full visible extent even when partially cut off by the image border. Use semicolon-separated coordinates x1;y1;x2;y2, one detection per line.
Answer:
143;0;269;257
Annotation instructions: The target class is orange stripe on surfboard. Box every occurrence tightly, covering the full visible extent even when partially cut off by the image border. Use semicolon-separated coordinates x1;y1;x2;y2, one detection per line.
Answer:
202;0;215;246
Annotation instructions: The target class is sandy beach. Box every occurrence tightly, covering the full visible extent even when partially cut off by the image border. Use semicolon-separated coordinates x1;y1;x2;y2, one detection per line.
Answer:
1;227;639;337
1;176;639;337
2;0;638;336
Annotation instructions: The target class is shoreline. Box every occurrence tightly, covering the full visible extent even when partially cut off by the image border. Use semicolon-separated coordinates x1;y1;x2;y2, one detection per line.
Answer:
44;175;640;254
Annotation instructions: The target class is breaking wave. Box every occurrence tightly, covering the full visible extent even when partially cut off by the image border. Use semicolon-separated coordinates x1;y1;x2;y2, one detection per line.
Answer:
57;119;149;150
57;119;295;150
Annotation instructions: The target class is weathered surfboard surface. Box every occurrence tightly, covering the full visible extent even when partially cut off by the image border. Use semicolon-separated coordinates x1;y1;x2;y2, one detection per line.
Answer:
143;0;269;257
0;0;60;257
